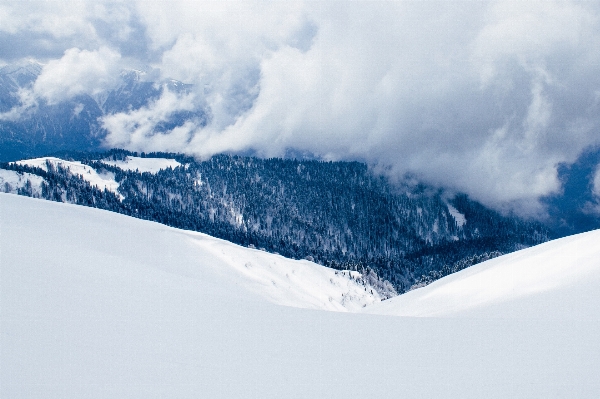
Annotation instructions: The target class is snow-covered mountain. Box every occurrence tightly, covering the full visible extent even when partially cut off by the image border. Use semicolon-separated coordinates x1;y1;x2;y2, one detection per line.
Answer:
3;151;550;293
2;193;599;398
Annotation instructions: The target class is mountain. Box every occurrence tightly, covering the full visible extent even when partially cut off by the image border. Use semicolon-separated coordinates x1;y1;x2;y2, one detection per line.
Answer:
0;61;103;161
1;149;551;293
0;63;207;162
0;61;43;106
2;193;599;399
2;59;598;243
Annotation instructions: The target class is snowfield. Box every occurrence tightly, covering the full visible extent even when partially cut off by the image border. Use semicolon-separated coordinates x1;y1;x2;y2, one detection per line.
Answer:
2;193;600;398
16;157;120;194
0;169;45;196
446;202;466;227
14;156;182;198
101;155;182;173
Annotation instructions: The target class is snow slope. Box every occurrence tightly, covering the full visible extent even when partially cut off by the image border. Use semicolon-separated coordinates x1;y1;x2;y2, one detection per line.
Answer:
2;193;600;398
364;229;600;319
16;157;120;194
0;169;44;196
14;156;182;199
0;193;378;312
101;155;181;173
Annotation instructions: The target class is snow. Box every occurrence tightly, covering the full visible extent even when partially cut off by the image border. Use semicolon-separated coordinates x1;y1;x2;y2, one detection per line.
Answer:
12;156;182;199
0;193;378;313
101;155;181;173
365;229;600;319
0;169;45;196
181;235;382;312
15;157;120;195
2;193;600;398
447;202;466;227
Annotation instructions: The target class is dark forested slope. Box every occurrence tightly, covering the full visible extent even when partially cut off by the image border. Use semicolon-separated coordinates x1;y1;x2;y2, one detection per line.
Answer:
2;149;552;294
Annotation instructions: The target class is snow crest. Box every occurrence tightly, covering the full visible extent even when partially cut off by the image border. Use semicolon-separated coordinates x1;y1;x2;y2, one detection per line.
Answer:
16;157;120;194
101;156;181;173
3;194;600;398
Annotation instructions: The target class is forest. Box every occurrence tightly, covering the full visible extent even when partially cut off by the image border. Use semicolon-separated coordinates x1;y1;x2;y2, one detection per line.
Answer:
2;149;552;294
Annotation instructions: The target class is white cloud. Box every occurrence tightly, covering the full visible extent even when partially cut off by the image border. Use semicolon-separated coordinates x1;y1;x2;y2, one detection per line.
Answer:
472;2;598;84
5;0;600;215
32;47;121;104
0;87;38;121
0;1;91;38
101;87;198;151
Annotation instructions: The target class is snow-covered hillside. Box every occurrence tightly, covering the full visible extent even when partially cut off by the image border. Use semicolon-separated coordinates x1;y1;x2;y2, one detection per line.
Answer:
2;193;599;398
364;229;600;319
0;193;378;312
16;157;120;194
0;169;44;196
4;151;552;294
101;155;182;173
14;156;181;196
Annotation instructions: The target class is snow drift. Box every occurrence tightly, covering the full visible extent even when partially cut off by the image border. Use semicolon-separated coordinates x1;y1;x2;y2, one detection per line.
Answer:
2;193;600;398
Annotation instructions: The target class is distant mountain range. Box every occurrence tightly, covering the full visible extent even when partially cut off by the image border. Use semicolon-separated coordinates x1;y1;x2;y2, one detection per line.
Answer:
0;62;206;162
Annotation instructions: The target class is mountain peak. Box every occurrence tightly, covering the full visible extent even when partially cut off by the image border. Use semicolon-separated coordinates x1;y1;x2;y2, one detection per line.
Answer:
0;59;43;87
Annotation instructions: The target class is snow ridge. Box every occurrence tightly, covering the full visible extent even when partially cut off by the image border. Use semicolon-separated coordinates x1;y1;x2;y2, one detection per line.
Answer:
16;157;120;195
101;156;181;173
15;156;182;199
3;193;600;398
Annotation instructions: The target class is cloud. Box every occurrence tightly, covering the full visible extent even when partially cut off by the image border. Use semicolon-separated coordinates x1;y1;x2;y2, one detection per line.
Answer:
101;87;198;151
32;47;122;104
5;1;600;216
0;1;101;63
199;1;600;216
0;87;38;121
0;46;122;119
0;1;149;63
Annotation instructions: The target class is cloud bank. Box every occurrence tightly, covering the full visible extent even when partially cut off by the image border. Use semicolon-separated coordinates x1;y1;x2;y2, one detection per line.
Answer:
34;47;122;104
3;0;600;216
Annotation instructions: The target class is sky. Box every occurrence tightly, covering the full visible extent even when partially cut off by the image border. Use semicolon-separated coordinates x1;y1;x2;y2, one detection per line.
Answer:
2;1;600;216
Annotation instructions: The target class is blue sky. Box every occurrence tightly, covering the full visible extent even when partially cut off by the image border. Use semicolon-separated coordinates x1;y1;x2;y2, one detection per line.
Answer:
2;1;600;215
